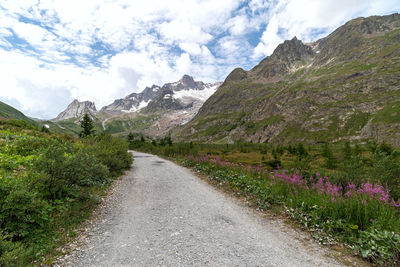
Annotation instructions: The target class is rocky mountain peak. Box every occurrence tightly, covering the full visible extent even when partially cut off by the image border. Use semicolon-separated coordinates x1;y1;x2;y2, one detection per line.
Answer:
250;37;314;79
270;36;314;64
54;100;97;121
165;74;205;91
180;75;196;88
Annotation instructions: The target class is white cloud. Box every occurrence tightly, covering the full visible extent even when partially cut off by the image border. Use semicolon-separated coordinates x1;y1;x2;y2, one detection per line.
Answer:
179;42;202;55
159;19;213;45
253;0;400;58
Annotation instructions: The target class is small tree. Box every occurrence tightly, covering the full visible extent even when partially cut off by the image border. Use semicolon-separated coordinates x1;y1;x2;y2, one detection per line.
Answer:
343;141;352;160
322;143;336;169
127;133;134;143
79;113;94;137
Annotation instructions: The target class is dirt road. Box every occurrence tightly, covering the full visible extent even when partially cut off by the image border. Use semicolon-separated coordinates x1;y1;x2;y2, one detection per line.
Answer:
59;151;344;266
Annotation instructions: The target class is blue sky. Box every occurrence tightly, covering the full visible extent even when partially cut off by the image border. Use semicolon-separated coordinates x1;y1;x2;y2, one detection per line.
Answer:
0;0;399;119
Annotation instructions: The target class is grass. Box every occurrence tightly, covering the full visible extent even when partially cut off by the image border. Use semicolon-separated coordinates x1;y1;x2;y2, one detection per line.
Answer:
372;102;400;124
0;101;37;126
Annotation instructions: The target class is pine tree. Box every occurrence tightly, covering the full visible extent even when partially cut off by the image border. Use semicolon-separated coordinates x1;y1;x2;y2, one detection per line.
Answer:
343;141;352;160
322;143;336;169
79;113;94;137
127;132;134;143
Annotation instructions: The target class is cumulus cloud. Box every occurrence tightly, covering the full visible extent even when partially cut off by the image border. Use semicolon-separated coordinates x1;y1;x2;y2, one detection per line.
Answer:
0;0;398;119
253;0;400;58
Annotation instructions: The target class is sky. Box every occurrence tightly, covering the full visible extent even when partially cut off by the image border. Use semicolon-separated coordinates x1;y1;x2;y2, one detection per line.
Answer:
0;0;399;119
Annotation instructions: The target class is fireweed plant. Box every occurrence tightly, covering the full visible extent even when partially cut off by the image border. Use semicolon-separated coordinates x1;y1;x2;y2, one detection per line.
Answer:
132;139;400;266
181;154;400;265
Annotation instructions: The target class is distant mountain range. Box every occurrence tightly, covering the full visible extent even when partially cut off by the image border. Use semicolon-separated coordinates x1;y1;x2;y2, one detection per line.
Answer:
52;75;221;136
2;13;400;145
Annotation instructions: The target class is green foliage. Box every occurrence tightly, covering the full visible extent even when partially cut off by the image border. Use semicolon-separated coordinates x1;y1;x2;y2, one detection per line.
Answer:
372;102;400;124
127;133;134;143
358;229;400;265
33;144;110;200
41;125;50;133
89;134;132;176
369;152;400;199
322;143;336;169
296;143;308;159
342;141;352;160
0;235;31;266
0;120;132;265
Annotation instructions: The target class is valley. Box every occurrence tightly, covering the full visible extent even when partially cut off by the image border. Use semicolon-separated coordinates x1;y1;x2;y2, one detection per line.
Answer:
0;11;400;267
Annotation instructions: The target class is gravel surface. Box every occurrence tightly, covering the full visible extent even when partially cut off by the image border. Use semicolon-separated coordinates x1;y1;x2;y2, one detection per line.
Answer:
56;151;345;267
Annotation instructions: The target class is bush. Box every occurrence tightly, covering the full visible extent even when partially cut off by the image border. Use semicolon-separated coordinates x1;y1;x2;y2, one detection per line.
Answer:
0;122;133;265
0;235;31;266
90;135;132;176
0;174;50;241
32;143;110;200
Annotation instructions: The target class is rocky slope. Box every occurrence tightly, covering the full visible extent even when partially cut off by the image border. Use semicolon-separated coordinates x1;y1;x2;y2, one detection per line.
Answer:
101;85;160;114
54;100;97;121
144;75;220;113
53;75;221;137
176;13;400;145
100;75;221;137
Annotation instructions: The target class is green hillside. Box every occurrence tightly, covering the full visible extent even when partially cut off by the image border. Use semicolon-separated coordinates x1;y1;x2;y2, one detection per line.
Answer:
0;101;37;125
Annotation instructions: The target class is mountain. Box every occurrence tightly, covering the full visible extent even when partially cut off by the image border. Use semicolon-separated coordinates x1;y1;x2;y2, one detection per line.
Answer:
53;75;221;137
101;85;160;114
175;13;400;146
54;100;97;121
144;75;220;113
0;100;37;125
100;75;221;137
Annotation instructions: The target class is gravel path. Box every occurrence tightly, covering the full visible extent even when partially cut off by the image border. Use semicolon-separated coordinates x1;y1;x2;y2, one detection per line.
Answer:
58;151;345;267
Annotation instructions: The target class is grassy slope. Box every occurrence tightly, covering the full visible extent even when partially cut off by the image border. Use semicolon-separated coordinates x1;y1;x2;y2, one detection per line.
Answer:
0;101;37;126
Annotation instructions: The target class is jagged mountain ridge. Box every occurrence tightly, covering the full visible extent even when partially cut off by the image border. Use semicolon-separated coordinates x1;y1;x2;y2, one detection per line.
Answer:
101;85;160;114
176;13;400;145
144;75;220;113
54;100;97;121
53;75;221;136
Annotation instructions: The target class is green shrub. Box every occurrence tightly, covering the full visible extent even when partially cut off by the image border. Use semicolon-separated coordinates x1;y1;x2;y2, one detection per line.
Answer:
0;121;133;265
90;135;132;176
0;235;31;266
0;174;50;241
32;143;109;200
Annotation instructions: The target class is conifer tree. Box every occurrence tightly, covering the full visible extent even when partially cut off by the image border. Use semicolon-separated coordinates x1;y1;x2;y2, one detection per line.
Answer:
79;113;94;137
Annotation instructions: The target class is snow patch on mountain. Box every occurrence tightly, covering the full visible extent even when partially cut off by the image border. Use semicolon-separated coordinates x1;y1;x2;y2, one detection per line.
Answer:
172;84;219;102
121;100;150;113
